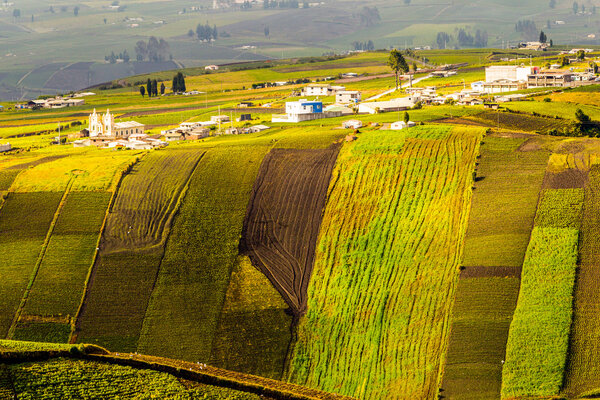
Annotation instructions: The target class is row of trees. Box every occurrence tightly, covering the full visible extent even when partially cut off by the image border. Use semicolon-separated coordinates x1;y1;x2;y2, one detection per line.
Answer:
105;50;130;63
352;41;375;51
194;23;218;42
139;73;185;97
515;19;538;41
457;29;488;47
357;6;381;27
134;37;171;62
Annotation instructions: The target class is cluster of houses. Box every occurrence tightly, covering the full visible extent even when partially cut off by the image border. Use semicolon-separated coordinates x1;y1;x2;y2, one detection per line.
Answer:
72;109;167;150
470;64;599;95
161;114;271;140
16;96;85;110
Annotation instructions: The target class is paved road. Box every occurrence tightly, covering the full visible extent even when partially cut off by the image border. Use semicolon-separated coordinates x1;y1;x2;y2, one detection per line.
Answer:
364;74;433;101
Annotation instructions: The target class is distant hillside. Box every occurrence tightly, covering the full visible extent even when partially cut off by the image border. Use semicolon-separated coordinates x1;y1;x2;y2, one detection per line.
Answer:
0;0;598;100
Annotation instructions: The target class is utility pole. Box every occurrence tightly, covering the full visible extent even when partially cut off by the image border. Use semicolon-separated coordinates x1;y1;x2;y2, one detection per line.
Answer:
58;122;61;144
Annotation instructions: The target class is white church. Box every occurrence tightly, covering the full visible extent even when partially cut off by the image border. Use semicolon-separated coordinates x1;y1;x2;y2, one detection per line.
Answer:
88;109;145;138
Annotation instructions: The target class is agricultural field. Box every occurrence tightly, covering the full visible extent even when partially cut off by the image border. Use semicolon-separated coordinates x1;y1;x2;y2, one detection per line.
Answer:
462;135;549;267
240;145;340;314
563;166;600;397
76;149;204;351
0;192;63;338
466;110;570;133
12;191;111;343
286;126;483;399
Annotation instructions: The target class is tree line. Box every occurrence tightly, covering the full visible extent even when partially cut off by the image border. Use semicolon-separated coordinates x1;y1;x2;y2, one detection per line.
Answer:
352;41;375;51
139;72;186;98
193;23;218;42
105;50;130;63
135;37;171;62
435;29;487;49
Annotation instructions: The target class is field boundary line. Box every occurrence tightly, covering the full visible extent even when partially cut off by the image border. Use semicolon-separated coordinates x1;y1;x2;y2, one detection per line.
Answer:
435;128;485;396
7;178;76;339
70;156;144;343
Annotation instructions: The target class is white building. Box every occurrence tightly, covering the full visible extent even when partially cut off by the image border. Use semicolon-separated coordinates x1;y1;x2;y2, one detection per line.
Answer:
211;115;230;123
302;84;345;97
88;109;145;138
358;97;419;114
205;65;219;70
485;66;533;82
390;121;416;130
342;120;362;129
272;100;341;122
336;90;361;104
0;143;11;152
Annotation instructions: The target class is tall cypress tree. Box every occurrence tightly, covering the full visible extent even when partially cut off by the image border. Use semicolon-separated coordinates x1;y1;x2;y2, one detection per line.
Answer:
147;78;152;97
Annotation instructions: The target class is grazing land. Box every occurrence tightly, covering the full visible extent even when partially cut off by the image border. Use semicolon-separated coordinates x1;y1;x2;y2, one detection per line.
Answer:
240;145;340;314
286;126;483;399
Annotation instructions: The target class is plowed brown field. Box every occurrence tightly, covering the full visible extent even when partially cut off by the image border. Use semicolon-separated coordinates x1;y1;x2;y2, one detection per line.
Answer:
240;145;340;315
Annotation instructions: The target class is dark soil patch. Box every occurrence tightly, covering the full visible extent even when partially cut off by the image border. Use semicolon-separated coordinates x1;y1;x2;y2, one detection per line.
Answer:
432;117;488;127
6;155;67;170
240;144;341;315
516;137;543;152
542;169;588;189
460;266;522;279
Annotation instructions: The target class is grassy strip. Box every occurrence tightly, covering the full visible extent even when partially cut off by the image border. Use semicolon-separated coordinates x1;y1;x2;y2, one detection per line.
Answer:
6;178;75;340
501;225;580;398
286;127;483;399
0;192;63;338
462;136;549;267
12;191;112;343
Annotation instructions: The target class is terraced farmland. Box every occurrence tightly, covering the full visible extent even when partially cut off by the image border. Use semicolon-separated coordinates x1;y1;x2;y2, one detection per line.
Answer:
13;191;112;343
0;192;63;338
466;110;569;133
240;145;340;314
286;127;483;399
76;149;204;351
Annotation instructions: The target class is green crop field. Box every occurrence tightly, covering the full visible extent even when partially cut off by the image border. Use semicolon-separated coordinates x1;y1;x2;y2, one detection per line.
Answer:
13;191;112;343
0;192;63;338
462;135;549;267
501;188;583;399
76;149;204;351
138;145;271;362
286;126;483;399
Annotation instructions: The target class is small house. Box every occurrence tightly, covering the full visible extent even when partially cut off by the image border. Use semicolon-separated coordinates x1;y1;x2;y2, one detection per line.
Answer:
390;121;416;130
342;120;363;129
205;65;219;71
237;114;252;122
0;143;11;152
211;115;230;123
336;91;362;104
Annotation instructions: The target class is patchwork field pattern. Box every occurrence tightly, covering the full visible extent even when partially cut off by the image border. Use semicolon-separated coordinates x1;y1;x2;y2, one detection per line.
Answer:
76;150;204;351
0;192;63;338
563;166;600;397
502;189;582;399
240;145;340;314
138;145;270;363
12;191;111;343
462;136;549;267
286;127;483;399
467;110;568;133
441;135;548;399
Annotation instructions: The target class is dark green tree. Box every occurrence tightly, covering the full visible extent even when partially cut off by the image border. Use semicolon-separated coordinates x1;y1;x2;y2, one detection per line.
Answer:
160;82;166;95
147;78;152;97
152;79;158;96
74;6;79;16
403;111;410;124
140;85;145;97
387;49;409;89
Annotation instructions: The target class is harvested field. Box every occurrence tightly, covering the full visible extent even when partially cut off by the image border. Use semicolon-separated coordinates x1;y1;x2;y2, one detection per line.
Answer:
563;166;600;397
76;150;203;352
14;191;111;343
466;110;568;133
138;145;270;363
240;145;340;314
0;192;62;338
462;137;549;267
0;155;67;191
286;127;483;399
542;168;588;189
441;276;520;400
